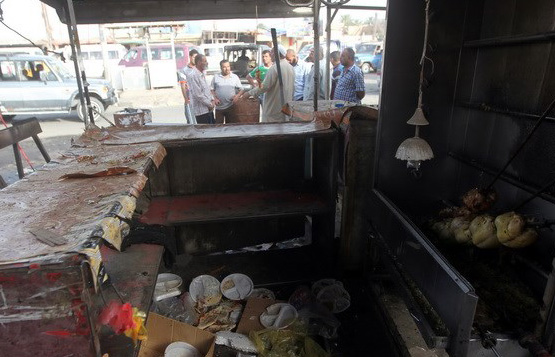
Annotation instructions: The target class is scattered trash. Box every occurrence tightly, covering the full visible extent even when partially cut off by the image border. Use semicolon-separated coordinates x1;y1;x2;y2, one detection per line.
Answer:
220;273;253;301
215;331;258;354
250;288;276;300
154;273;183;301
312;279;351;313
189;275;222;308
249;328;330;357
197;300;243;333
260;303;298;330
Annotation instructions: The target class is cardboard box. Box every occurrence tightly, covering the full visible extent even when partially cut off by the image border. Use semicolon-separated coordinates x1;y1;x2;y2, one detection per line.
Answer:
236;297;283;335
139;313;215;357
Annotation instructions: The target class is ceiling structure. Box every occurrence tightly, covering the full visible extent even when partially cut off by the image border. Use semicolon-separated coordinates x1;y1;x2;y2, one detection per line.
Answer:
40;0;314;24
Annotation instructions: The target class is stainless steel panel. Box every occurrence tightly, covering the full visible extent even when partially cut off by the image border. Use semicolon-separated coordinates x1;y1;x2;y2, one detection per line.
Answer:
370;189;478;357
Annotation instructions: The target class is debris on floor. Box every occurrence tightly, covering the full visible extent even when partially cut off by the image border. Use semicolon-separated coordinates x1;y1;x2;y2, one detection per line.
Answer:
149;274;355;356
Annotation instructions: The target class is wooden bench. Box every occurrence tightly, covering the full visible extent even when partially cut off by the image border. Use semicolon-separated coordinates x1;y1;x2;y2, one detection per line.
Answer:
0;117;50;188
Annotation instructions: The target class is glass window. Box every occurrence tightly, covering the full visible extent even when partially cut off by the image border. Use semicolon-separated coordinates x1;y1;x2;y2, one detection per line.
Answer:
108;50;119;59
160;49;172;60
90;51;102;60
0;61;17;81
81;52;90;60
175;49;184;59
124;49;138;60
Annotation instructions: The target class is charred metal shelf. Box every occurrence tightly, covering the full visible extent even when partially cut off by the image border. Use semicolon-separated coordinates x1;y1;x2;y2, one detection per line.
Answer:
463;30;555;48
172;246;330;287
139;190;331;225
456;101;555;123
448;151;555;206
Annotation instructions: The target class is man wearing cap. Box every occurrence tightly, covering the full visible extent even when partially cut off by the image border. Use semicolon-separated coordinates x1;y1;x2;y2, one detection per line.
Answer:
242;45;295;122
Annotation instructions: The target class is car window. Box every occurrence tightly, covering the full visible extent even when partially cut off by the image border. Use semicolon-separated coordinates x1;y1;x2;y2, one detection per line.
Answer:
124;49;138;61
27;60;57;81
108;51;119;59
356;44;377;54
160;49;172;60
89;51;103;60
0;60;18;81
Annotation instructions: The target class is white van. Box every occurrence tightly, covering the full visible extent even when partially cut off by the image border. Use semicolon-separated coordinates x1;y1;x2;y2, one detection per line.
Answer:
200;43;226;74
62;44;127;78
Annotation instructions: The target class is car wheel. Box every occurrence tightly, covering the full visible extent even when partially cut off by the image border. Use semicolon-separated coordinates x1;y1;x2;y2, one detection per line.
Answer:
361;62;372;74
77;97;104;122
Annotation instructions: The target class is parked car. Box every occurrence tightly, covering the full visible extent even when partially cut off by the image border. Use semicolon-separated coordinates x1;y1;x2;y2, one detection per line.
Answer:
223;43;270;85
200;43;226;74
0;54;117;121
297;41;341;62
62;43;127;78
355;42;383;74
118;43;197;69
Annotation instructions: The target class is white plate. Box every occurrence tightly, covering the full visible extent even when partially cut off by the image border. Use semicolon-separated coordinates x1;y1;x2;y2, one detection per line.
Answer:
189;274;222;306
165;341;200;357
220;273;253;300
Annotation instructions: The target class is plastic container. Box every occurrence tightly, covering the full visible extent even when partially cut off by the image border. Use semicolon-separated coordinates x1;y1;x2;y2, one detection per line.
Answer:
220;273;253;300
259;303;298;330
154;273;183;301
164;341;201;357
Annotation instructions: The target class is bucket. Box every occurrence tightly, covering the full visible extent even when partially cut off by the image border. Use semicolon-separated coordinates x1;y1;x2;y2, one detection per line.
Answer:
227;97;260;123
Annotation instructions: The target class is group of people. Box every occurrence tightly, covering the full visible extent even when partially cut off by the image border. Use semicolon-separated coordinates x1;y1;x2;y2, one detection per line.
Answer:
178;45;365;124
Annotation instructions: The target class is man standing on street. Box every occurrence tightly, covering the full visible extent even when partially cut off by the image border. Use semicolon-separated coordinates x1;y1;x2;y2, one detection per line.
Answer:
286;49;310;101
333;47;365;104
188;54;216;124
247;49;273;89
330;50;343;100
303;46;327;101
243;45;294;122
178;48;199;123
211;59;245;124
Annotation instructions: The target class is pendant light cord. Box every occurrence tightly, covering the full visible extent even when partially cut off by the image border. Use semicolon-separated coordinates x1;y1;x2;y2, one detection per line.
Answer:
418;0;431;108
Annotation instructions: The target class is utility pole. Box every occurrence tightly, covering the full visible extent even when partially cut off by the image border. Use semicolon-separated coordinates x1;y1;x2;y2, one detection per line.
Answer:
40;3;54;50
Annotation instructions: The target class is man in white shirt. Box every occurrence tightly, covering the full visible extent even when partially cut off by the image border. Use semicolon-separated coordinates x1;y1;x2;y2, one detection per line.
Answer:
188;54;216;124
286;49;310;101
177;48;199;123
303;46;327;101
211;59;245;124
242;45;295;123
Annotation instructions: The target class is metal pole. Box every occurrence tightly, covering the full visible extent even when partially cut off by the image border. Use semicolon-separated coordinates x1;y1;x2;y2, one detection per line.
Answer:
99;25;111;83
313;0;320;112
145;30;152;89
325;5;331;100
270;28;285;108
64;0;89;127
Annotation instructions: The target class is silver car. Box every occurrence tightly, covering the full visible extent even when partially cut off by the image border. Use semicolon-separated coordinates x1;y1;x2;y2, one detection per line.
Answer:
0;54;117;121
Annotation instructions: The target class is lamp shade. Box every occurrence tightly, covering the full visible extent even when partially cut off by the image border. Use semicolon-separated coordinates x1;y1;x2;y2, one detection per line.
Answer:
406;107;430;126
395;136;434;161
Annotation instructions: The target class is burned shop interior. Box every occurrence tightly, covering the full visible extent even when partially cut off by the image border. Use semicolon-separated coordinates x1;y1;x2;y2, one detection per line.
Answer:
0;0;555;357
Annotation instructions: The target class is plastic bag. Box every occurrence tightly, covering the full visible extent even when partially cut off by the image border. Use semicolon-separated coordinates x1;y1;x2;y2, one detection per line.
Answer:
249;328;329;357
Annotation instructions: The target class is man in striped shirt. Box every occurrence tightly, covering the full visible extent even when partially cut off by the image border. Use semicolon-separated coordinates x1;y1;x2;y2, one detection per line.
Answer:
333;47;365;104
188;54;216;124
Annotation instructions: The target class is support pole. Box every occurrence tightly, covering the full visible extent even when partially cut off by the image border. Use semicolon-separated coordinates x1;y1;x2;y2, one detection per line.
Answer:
325;5;332;100
313;0;320;112
65;0;94;126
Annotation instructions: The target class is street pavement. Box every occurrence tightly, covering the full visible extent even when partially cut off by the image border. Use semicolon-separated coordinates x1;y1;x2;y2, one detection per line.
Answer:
0;73;379;186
